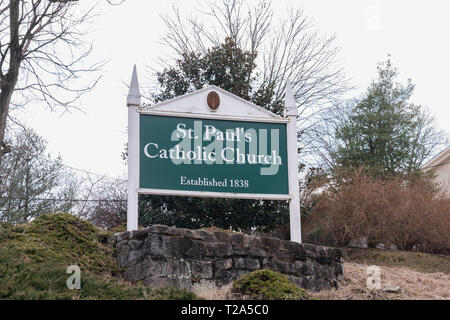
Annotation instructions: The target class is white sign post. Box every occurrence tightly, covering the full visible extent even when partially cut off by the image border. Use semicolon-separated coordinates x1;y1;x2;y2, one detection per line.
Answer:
125;66;301;243
126;65;140;232
285;83;302;243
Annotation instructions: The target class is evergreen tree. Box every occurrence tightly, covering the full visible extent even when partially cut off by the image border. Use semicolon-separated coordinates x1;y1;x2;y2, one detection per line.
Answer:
333;58;446;176
154;38;282;115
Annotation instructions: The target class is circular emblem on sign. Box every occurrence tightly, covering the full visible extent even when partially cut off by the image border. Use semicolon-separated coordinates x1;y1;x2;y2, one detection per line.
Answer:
207;91;220;111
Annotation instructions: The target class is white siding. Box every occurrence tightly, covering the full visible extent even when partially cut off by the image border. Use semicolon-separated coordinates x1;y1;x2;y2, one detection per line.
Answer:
430;161;450;197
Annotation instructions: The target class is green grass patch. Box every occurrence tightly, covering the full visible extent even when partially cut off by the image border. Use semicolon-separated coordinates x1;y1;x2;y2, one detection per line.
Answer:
232;269;310;300
343;247;450;274
0;213;199;300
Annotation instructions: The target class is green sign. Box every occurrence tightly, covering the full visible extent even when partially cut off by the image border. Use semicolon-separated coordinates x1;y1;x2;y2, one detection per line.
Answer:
139;114;289;195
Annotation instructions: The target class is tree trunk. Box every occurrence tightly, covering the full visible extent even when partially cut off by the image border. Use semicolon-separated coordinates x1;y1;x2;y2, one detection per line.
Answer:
0;0;21;158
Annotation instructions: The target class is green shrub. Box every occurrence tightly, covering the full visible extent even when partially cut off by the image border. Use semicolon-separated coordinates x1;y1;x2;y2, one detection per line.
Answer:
232;269;310;300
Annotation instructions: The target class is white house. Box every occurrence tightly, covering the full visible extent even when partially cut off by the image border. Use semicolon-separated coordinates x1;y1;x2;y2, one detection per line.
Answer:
422;146;450;197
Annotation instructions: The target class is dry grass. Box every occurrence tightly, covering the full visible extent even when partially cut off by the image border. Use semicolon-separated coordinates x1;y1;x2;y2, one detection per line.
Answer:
196;261;450;300
196;284;233;300
311;262;450;300
343;247;450;274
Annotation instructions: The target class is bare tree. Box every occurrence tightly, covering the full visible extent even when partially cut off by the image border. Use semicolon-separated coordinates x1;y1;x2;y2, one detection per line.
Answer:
0;0;107;158
79;178;127;230
302;99;354;168
157;0;350;162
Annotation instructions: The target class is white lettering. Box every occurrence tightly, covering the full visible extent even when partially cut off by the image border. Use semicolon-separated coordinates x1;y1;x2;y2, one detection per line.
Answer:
144;143;159;158
176;123;187;139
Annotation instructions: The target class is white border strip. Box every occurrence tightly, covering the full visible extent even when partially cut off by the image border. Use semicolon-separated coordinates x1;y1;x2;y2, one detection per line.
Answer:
138;188;292;201
139;109;289;124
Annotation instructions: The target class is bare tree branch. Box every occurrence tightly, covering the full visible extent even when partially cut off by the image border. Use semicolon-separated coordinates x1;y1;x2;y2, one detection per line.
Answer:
155;0;351;167
0;0;118;158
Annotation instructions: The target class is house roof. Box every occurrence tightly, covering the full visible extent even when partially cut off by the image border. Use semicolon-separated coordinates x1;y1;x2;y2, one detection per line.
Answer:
422;146;450;170
141;85;283;120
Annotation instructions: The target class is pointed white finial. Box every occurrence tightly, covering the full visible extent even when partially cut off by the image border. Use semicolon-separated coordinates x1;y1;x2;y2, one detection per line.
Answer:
127;65;141;107
284;81;297;117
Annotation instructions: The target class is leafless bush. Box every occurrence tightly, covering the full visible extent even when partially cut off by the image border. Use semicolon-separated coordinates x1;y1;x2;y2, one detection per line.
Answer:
79;179;127;230
304;169;450;254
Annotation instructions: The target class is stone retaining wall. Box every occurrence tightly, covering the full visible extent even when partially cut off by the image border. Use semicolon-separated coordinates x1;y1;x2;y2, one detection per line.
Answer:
109;225;343;292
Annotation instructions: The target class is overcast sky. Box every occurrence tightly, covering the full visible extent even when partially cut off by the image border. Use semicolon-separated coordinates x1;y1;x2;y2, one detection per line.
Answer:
14;0;450;179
